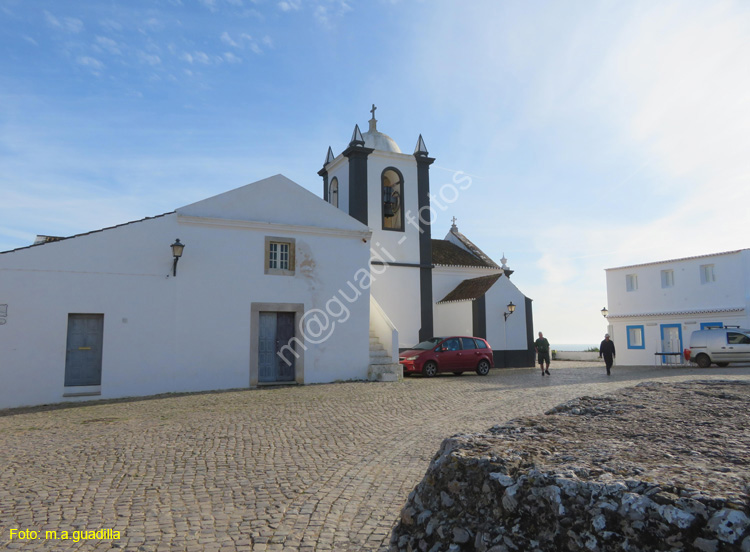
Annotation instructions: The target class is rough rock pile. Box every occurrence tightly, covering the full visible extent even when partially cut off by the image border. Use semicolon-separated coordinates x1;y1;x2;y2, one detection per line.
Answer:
390;381;750;552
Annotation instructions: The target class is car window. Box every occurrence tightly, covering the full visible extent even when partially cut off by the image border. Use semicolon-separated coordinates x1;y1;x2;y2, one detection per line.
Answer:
727;332;750;345
460;337;477;349
442;338;461;351
413;338;443;350
475;339;488;349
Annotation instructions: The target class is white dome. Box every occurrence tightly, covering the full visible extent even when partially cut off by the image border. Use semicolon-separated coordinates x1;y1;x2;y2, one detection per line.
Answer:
361;117;401;153
362;128;401;153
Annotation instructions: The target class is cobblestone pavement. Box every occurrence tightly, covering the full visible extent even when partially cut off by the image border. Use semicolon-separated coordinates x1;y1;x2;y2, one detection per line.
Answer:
2;361;749;552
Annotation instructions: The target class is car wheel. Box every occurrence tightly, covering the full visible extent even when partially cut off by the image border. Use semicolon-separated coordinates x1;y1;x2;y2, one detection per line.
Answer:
695;354;711;368
422;361;438;377
476;359;490;376
716;362;729;367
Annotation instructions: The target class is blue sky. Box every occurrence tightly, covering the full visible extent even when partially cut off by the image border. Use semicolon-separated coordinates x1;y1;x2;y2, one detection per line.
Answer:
2;0;750;345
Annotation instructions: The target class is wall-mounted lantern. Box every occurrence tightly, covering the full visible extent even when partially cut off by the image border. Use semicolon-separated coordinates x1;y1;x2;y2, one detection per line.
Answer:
171;239;185;277
504;301;516;321
601;307;609;318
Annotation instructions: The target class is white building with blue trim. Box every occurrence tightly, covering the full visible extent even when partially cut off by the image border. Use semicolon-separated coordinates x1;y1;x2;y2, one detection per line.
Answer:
604;248;750;365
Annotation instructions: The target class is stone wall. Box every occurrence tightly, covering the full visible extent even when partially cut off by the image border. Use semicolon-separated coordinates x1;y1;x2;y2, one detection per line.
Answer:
390;381;750;552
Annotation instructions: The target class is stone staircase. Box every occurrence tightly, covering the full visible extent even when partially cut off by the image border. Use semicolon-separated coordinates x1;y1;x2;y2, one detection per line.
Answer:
368;331;401;382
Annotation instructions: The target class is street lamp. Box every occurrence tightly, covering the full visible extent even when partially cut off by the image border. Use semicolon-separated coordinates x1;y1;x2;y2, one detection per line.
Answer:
171;239;185;277
504;301;516;321
601;307;608;318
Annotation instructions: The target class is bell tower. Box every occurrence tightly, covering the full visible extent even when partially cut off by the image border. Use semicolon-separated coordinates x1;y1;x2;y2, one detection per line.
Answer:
318;107;435;346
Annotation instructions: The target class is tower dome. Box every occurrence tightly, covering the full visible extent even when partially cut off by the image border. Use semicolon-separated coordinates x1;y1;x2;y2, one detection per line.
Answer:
361;105;401;153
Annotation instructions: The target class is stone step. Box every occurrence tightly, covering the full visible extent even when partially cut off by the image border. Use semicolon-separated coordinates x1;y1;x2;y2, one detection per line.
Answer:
369;356;395;365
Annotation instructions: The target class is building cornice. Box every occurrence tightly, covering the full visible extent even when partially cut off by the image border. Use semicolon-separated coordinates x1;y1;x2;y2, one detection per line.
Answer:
177;215;372;240
605;249;747;271
606;307;745;319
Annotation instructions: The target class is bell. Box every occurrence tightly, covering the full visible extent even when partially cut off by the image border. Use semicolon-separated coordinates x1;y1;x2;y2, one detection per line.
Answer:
383;186;395;218
383;201;395;218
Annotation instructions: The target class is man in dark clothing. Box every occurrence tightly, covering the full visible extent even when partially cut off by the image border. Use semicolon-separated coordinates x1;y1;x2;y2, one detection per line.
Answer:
534;331;551;376
599;333;616;375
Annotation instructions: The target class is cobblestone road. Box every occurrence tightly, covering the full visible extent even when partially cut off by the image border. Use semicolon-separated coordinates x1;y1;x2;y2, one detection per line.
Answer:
2;362;749;551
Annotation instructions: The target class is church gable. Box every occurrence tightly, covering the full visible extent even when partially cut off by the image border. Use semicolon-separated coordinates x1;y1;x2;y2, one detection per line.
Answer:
177;174;368;232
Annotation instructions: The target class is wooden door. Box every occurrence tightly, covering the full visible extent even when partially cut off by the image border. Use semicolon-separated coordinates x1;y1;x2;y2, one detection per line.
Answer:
64;314;104;386
258;312;296;382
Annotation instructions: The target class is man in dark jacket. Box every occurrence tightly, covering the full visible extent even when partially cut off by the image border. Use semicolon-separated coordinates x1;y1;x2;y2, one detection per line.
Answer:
599;333;616;375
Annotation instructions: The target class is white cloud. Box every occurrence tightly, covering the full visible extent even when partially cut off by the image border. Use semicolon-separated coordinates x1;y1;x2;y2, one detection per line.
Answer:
223;52;242;63
221;31;239;47
44;10;84;33
194;51;211;64
138;52;162;66
95;36;121;55
181;52;194;64
278;1;301;12
76;56;104;71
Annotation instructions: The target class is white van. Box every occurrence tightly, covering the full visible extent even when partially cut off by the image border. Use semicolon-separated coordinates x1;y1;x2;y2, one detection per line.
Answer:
687;327;750;367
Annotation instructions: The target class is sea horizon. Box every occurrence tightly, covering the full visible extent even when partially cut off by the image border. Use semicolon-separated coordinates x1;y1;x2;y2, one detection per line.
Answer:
553;343;598;351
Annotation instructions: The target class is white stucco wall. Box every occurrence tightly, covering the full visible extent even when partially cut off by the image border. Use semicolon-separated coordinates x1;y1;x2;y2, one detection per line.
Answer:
605;249;750;365
0;177;373;410
370;264;422;348
485;276;528;351
433;302;473;338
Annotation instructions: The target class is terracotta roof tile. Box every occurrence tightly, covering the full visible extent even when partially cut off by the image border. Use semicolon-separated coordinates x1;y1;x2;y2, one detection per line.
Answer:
437;274;502;303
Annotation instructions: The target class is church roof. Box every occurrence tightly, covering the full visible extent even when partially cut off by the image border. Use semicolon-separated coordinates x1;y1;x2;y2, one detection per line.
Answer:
446;225;500;269
437;274;503;303
431;239;494;268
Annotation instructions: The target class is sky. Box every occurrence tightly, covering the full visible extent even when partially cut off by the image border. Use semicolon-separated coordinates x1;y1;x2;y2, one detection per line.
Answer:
2;0;750;345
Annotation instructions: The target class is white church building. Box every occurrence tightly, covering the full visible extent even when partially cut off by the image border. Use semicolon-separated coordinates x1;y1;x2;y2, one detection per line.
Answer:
0;109;534;410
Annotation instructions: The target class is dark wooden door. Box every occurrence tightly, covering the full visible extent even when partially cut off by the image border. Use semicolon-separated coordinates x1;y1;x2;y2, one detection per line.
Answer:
64;314;104;386
258;312;296;382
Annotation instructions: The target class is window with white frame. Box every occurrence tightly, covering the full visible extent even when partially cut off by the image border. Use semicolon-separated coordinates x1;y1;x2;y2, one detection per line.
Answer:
626;273;638;292
661;269;674;288
627;325;645;349
265;236;295;276
700;264;715;284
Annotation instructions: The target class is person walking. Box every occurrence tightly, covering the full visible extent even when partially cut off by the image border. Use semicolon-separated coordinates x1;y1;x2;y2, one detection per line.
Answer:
534;331;551;376
599;333;616;375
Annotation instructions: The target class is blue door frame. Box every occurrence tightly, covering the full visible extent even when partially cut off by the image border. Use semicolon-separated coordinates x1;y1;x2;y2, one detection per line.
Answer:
660;324;683;364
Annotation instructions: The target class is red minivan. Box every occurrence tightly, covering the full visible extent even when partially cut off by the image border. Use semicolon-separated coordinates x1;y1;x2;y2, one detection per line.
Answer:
399;336;494;377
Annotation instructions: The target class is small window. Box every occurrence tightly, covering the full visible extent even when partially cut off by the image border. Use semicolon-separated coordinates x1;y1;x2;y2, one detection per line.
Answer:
727;332;750;345
701;322;723;330
329;177;338;208
460;337;477;349
627;325;645;349
475;339;488;349
661;269;674;288
265;236;296;276
700;264;715;284
626;274;638;292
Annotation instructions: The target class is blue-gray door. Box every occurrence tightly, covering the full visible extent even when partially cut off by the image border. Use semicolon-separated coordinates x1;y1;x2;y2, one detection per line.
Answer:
258;312;296;382
64;314;104;386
